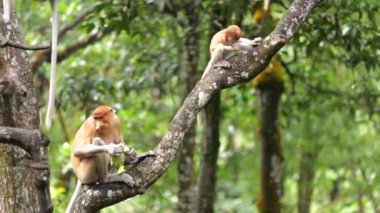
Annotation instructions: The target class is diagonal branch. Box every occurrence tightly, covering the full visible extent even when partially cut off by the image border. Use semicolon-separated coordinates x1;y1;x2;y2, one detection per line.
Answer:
71;0;323;211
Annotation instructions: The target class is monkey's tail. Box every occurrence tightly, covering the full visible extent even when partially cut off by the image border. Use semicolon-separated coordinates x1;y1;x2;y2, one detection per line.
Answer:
201;46;224;80
3;0;11;23
45;0;58;129
201;56;216;79
66;181;81;213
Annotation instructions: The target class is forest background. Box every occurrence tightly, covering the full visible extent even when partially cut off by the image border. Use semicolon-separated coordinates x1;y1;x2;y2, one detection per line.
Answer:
1;0;380;212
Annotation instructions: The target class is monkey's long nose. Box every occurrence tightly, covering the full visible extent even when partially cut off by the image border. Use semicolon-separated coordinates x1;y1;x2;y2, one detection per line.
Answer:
95;122;101;131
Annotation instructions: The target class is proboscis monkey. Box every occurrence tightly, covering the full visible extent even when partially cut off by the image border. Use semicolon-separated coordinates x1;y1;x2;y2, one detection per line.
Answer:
201;25;241;79
45;0;58;129
66;105;134;213
201;25;263;79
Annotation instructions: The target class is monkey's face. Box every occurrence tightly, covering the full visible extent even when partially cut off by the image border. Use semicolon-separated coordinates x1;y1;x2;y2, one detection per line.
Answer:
94;118;110;132
225;25;241;44
94;113;121;134
91;105;121;136
226;31;240;43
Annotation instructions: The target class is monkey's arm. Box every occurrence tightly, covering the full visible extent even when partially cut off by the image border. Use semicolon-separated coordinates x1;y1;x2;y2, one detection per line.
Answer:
74;143;123;158
233;37;263;49
201;44;235;79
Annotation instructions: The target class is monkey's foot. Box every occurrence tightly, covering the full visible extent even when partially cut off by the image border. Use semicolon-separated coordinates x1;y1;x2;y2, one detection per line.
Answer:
119;173;135;187
251;37;263;47
105;173;135;187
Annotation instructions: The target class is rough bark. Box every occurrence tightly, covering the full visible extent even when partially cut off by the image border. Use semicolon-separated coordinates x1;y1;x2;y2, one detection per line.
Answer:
0;127;49;154
177;124;196;213
255;81;284;213
177;1;201;212
195;6;226;211
67;0;323;211
0;3;52;212
196;92;220;213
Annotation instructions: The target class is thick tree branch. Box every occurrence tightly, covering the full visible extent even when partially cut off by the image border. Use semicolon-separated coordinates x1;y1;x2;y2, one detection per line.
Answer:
71;0;322;211
0;126;49;156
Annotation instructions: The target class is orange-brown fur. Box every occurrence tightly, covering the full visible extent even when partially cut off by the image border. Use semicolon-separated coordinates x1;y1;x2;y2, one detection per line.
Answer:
67;106;134;213
70;105;123;184
202;25;241;79
209;25;241;53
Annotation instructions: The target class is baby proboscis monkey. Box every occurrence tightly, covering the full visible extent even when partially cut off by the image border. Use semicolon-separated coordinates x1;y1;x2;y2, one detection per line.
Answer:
201;25;262;79
201;25;241;79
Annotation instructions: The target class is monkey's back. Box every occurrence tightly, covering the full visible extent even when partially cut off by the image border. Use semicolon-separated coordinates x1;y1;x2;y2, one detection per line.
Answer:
209;30;227;53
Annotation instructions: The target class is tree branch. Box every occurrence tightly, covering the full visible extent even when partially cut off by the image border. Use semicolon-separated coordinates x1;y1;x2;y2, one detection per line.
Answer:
58;4;100;39
1;41;50;50
57;28;112;63
0;34;50;50
30;3;107;72
71;0;323;211
0;126;49;155
31;28;112;72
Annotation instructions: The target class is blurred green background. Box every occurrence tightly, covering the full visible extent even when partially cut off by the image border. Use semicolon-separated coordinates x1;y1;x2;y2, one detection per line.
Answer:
17;0;380;212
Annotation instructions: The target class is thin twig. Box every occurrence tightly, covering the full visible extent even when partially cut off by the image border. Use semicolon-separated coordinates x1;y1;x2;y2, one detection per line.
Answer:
58;4;100;38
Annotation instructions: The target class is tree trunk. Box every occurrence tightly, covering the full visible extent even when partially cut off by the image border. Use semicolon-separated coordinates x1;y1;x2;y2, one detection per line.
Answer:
194;3;229;211
177;1;200;212
255;74;284;213
296;114;320;213
196;92;220;213
297;151;316;213
0;3;52;213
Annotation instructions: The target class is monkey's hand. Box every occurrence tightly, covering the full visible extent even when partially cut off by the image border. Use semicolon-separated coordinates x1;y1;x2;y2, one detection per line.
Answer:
111;145;132;174
124;148;138;165
92;137;105;146
106;143;124;155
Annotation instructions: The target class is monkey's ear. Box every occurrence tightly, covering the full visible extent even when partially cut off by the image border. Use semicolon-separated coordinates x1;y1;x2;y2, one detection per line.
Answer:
112;108;117;114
